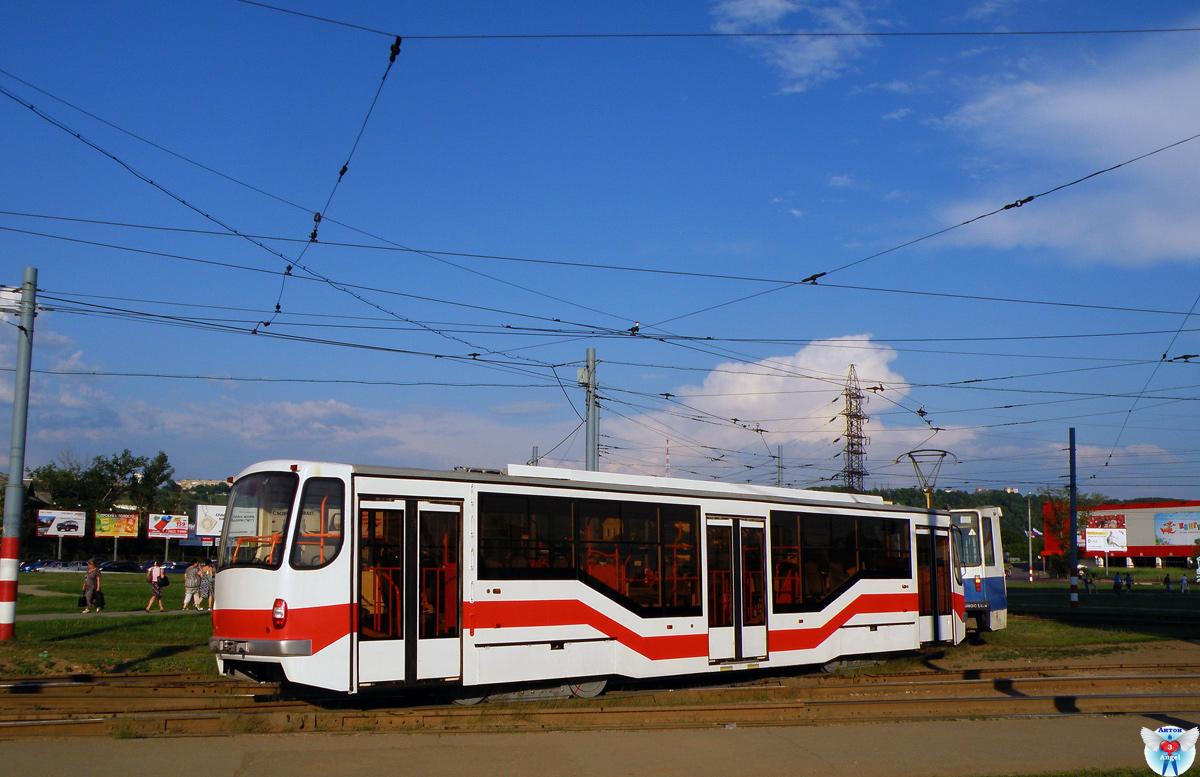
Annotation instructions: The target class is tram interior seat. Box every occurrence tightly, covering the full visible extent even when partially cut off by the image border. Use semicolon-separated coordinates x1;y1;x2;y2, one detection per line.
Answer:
585;559;621;591
775;561;800;604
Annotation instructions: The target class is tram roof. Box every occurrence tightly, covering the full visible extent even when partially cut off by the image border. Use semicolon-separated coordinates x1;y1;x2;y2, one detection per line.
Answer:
247;460;934;514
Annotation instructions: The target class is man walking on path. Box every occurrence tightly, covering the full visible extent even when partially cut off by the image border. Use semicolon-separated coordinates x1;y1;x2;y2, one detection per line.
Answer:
182;560;202;610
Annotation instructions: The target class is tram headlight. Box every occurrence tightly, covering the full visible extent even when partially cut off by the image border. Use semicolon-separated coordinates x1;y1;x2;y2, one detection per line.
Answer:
272;598;288;630
974;575;982;592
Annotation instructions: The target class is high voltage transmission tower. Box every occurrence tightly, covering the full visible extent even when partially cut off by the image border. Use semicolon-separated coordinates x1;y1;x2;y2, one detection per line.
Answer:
837;365;869;493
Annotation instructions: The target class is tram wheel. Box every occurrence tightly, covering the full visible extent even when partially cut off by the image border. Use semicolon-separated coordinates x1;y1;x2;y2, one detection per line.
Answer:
569;680;606;698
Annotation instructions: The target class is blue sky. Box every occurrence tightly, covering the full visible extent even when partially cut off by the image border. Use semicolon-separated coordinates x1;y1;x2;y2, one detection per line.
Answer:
3;1;1200;498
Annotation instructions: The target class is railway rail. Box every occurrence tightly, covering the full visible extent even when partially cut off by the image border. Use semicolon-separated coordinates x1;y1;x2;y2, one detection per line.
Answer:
3;662;1199;739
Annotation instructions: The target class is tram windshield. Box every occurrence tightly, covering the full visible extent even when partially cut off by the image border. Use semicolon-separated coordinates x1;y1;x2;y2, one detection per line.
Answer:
949;512;982;567
218;472;298;570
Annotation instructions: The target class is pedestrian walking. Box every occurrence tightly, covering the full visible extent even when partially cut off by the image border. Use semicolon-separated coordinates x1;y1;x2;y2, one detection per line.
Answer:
1165;573;1173;592
1113;574;1122;593
81;559;101;613
1125;572;1133;591
182;560;203;610
1183;576;1190;594
198;560;214;610
145;560;166;612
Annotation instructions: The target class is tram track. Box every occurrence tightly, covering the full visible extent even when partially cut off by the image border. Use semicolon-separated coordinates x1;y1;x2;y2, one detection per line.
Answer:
2;663;1198;738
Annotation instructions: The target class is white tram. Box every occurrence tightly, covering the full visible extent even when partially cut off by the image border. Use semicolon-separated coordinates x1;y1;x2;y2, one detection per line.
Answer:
210;461;965;695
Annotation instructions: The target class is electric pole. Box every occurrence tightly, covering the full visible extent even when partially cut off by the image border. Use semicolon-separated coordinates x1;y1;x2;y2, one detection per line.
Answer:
838;365;869;493
1;267;37;641
577;348;599;471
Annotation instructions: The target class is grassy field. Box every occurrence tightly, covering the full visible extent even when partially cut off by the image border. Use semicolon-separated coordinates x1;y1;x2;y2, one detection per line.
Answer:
4;572;215;677
17;571;195;615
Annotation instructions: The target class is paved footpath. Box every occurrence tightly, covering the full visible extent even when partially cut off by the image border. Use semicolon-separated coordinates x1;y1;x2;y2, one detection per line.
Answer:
3;714;1185;776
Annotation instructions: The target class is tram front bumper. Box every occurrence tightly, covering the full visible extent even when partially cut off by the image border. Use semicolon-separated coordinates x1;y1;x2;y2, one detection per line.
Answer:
209;637;312;657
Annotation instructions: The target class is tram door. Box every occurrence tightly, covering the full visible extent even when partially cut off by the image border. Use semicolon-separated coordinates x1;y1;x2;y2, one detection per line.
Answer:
706;517;767;662
357;499;462;686
916;526;960;643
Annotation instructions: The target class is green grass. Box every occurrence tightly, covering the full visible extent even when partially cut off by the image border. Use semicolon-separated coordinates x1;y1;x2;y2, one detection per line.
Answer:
5;572;215;678
18;572;194;614
1;608;215;678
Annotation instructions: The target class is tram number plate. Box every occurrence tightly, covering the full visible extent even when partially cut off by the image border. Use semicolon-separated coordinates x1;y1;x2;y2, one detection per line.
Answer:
218;639;249;654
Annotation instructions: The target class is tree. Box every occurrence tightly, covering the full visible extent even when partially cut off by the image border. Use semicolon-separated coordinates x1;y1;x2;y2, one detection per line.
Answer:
127;451;176;517
28;449;131;515
1039;486;1106;572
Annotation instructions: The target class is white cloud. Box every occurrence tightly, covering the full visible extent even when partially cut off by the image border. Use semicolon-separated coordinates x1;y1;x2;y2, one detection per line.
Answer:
829;173;855;187
712;0;878;92
882;107;911;120
938;32;1200;266
962;0;1015;20
602;337;980;479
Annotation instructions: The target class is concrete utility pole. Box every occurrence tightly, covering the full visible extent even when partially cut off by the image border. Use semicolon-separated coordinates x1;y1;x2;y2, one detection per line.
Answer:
577;348;598;471
1069;427;1078;608
1;267;37;641
1027;495;1034;585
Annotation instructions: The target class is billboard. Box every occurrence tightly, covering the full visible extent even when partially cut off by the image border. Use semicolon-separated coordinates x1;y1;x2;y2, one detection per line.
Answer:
1085;528;1127;552
147;513;189;539
195;504;225;538
94;512;139;538
37;510;86;537
1076;512;1126;548
1155;513;1200;546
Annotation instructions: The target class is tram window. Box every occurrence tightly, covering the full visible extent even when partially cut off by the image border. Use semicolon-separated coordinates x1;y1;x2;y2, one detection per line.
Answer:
981;516;996;566
359;509;403;641
949;513;982;567
771;511;912;613
290;478;345;570
858;518;911;575
770;514;801;608
218;472;298;570
419;509;460;639
707;524;733;628
477;493;701;617
661;505;700;611
479;494;575;579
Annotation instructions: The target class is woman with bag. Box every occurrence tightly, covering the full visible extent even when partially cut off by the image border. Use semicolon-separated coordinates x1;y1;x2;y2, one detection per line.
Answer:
81;559;101;613
145;560;166;612
198;560;214;611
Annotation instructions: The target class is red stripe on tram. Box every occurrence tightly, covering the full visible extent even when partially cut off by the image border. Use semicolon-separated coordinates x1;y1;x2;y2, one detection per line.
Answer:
767;592;920;652
213;603;353;654
466;599;709;661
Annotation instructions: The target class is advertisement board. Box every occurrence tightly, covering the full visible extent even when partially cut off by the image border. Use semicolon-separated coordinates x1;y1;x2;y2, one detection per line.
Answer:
37;510;86;537
1155;513;1200;546
1076;512;1126;548
147;513;189;539
1085;528;1127;552
195;504;226;538
94;512;140;538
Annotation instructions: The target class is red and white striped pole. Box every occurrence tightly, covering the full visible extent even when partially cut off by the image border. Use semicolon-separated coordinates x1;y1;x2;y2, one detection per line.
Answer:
1;268;37;641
